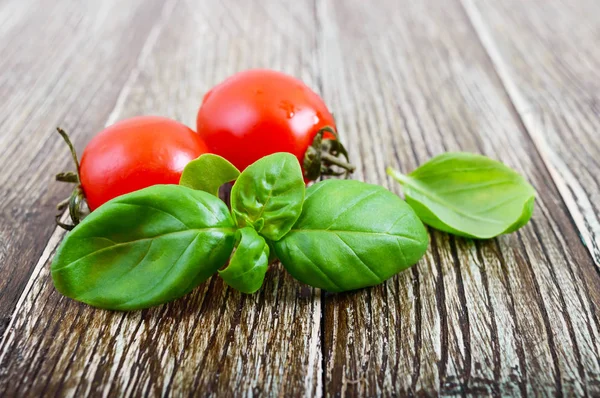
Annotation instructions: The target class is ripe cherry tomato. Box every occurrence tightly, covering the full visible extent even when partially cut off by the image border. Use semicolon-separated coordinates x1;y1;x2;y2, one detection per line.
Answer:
196;69;353;180
79;116;207;210
56;116;208;229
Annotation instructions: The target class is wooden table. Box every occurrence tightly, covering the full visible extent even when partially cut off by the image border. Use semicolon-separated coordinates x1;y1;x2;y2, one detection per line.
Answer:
1;0;599;396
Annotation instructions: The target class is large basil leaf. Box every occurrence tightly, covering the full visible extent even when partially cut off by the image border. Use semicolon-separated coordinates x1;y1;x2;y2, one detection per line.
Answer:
51;185;236;310
273;180;428;292
387;152;536;239
218;227;269;294
230;153;305;241
180;154;240;196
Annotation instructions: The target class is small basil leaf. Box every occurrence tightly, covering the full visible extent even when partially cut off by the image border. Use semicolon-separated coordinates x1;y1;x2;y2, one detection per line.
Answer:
180;154;240;196
51;185;236;310
273;180;428;292
387;152;536;239
230;153;305;241
218;227;269;294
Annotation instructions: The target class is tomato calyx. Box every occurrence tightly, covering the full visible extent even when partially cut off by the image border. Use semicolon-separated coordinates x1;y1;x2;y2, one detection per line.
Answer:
55;128;89;230
303;126;356;180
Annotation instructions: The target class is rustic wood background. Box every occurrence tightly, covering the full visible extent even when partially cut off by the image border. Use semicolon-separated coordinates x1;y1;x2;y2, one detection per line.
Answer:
0;0;599;396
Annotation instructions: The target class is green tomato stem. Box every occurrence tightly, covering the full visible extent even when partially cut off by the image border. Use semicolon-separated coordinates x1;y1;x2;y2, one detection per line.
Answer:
321;152;356;173
56;127;81;180
303;126;356;180
55;127;89;230
55;171;79;183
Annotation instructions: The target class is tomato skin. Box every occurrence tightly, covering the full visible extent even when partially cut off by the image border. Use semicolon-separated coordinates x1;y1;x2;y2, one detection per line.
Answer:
196;69;336;173
79;116;207;210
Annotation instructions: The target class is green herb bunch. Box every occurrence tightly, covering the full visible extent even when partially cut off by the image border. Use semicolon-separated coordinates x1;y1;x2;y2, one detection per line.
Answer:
51;153;429;310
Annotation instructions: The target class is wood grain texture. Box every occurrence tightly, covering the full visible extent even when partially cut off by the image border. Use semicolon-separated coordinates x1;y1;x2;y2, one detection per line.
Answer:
318;0;600;395
0;0;323;396
463;0;600;267
0;0;165;339
1;0;600;396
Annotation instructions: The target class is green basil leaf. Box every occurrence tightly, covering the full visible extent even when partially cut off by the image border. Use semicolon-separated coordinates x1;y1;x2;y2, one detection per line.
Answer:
179;153;240;196
387;152;536;239
230;152;305;241
51;185;236;310
273;179;428;292
218;227;269;294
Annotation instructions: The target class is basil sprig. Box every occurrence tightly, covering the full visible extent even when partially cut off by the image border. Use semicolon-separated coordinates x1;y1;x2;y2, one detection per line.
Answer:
387;152;536;239
51;153;430;310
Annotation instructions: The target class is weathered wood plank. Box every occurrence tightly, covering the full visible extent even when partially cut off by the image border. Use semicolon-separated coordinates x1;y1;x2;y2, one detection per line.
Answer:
462;0;600;267
0;0;322;395
318;0;600;395
2;0;600;396
0;0;165;339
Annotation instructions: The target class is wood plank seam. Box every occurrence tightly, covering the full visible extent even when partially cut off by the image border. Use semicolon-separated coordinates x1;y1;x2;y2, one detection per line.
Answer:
105;0;179;127
459;4;599;394
0;0;177;366
0;0;168;342
0;224;64;366
315;1;600;395
460;0;600;269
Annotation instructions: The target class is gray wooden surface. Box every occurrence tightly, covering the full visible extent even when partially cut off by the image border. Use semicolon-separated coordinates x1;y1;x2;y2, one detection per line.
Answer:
0;0;599;396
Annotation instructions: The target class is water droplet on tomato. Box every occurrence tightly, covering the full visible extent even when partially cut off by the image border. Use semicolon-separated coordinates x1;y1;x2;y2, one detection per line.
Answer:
279;100;297;118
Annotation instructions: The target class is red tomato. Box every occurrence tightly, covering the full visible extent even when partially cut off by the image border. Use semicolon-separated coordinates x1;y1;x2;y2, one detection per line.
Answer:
79;116;207;210
196;69;352;179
